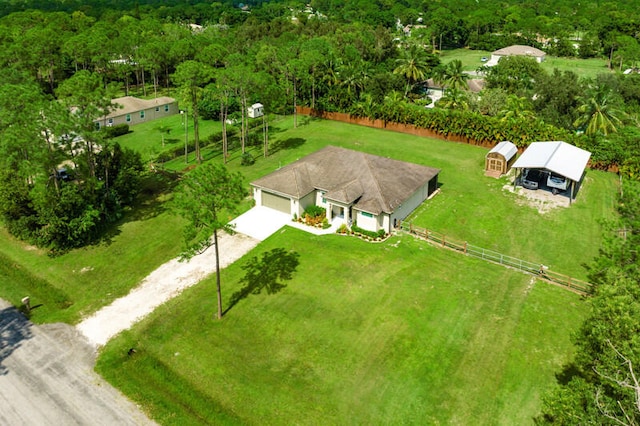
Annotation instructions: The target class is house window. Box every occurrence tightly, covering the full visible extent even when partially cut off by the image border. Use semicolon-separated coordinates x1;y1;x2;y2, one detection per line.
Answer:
361;212;373;218
126;114;131;122
164;104;169;112
321;191;326;203
108;118;113;126
94;122;100;130
155;106;160;112
140;111;145;119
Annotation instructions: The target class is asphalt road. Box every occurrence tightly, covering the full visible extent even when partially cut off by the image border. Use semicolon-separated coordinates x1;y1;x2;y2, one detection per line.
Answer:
0;299;155;426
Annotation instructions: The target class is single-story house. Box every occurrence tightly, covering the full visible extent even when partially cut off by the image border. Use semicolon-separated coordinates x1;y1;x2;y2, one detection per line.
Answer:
424;78;485;108
512;141;591;202
95;96;178;129
485;45;546;66
251;146;440;233
485;141;517;177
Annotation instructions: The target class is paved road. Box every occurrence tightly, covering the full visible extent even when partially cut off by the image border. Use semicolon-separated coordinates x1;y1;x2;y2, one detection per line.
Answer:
0;299;155;426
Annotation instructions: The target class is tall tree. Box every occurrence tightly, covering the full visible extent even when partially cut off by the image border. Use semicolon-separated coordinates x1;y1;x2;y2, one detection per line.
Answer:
173;60;214;164
172;163;247;320
540;180;640;425
393;43;433;96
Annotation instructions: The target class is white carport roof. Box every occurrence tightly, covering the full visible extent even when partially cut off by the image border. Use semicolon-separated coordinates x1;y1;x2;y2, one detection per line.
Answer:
512;141;591;182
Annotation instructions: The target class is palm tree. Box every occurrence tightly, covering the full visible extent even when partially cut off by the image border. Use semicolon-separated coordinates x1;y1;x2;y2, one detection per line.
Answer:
393;44;431;96
437;88;470;110
443;60;469;91
574;87;625;136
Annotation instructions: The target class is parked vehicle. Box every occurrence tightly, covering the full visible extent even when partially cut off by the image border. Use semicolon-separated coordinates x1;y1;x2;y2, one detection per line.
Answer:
547;173;568;194
521;168;543;190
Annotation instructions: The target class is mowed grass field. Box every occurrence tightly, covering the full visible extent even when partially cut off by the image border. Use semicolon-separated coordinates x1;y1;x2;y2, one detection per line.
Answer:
440;48;612;80
0;115;617;422
97;228;587;425
0;117;616;323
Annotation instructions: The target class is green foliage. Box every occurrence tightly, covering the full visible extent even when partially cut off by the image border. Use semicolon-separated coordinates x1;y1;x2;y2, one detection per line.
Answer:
351;224;386;239
0;141;144;251
483;56;544;95
240;152;255;166
102;124;130;139
173;162;246;259
303;205;325;219
303;205;326;226
540;181;640;424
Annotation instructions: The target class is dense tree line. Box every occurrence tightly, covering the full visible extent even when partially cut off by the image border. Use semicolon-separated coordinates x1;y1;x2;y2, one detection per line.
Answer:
0;1;639;421
1;0;639;246
539;180;640;424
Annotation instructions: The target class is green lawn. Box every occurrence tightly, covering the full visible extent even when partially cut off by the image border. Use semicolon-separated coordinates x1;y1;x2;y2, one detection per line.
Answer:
0;117;616;322
440;48;612;79
97;228;587;425
0;115;617;423
0;189;185;323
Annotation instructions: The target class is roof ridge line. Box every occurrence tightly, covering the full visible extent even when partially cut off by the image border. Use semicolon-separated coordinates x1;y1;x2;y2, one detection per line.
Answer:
363;152;386;211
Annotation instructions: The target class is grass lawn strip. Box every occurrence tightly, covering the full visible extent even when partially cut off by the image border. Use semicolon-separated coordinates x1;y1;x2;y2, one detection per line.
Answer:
97;228;587;424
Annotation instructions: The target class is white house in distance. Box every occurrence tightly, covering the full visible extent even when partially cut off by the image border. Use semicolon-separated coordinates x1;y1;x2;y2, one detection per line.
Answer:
485;45;546;66
251;146;440;233
95;96;178;129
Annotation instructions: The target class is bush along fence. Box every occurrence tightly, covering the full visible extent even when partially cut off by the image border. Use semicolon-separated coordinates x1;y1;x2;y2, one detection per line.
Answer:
400;222;593;296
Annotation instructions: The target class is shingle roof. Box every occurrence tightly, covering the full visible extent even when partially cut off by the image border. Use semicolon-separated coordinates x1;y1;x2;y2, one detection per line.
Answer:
105;96;176;118
251;146;440;215
492;45;545;58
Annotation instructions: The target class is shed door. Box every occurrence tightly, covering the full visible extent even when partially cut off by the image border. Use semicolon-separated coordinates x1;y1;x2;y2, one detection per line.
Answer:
261;191;291;214
487;158;503;172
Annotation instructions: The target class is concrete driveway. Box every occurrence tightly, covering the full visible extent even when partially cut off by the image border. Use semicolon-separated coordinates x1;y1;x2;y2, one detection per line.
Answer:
230;206;291;241
0;299;155;425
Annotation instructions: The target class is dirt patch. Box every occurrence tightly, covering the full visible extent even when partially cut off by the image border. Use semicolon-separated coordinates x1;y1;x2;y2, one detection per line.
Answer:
503;183;571;214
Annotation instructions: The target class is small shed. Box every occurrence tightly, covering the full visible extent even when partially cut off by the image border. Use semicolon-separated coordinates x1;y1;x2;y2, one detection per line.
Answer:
248;103;264;118
485;141;517;177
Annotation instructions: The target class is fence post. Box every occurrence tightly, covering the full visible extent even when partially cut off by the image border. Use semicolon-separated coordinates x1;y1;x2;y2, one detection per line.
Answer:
567;277;572;289
410;222;413;233
464;242;467;254
442;235;446;248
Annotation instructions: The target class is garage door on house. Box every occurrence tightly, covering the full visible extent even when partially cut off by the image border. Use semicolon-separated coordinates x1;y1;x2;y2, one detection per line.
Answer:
261;191;291;214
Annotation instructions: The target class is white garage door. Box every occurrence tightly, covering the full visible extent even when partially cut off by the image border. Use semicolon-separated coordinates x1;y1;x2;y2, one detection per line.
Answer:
261;191;291;214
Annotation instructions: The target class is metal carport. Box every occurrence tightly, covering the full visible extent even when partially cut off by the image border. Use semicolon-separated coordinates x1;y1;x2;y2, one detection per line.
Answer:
512;141;591;203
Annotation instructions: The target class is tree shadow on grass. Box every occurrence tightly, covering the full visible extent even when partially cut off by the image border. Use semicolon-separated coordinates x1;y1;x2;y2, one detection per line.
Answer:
224;248;300;316
270;137;306;154
0;305;33;375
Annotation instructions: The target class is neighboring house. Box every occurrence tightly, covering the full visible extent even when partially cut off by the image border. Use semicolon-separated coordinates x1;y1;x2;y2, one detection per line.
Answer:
485;45;546;66
95;96;178;129
424;77;485;108
251;146;440;233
